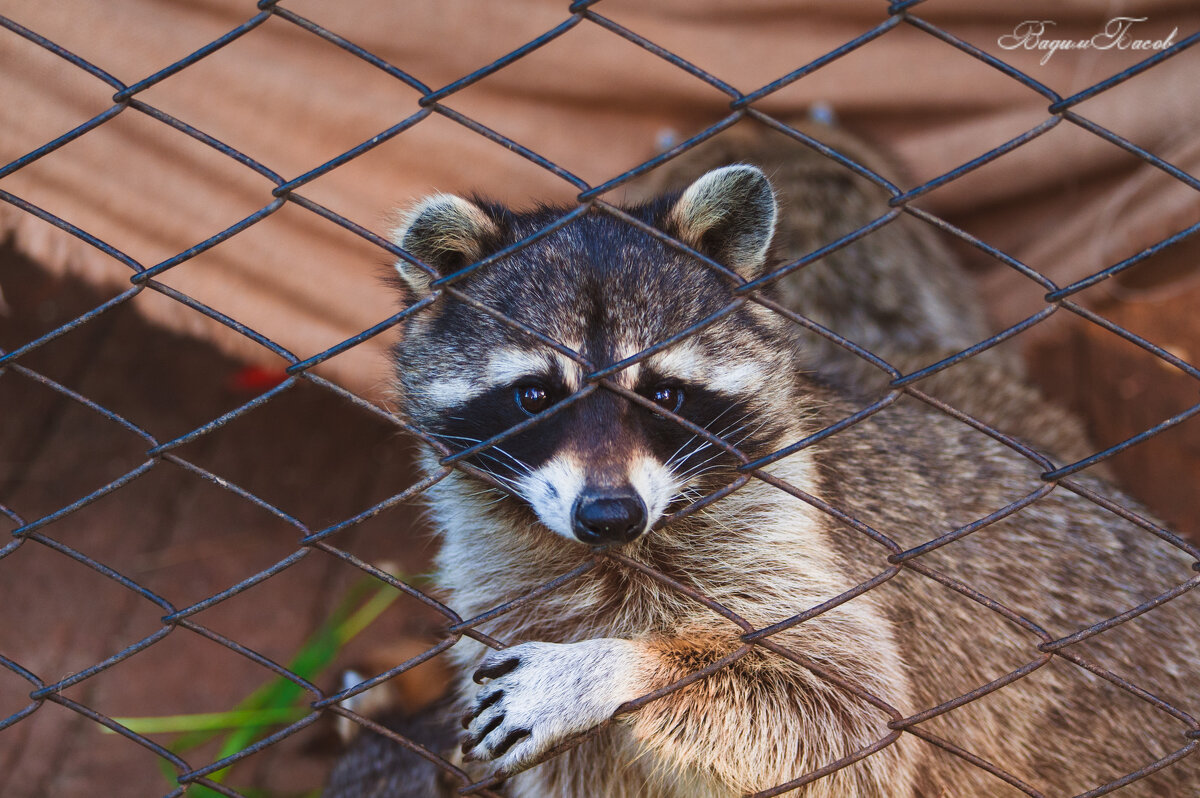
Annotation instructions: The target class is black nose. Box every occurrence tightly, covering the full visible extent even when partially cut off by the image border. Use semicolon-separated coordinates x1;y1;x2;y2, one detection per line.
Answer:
572;492;647;544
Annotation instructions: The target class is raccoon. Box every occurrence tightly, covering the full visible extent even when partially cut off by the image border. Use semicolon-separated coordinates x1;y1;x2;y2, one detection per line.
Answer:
332;127;1200;797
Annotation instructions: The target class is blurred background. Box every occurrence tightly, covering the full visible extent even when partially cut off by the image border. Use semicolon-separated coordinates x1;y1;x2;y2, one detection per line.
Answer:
1;1;1197;795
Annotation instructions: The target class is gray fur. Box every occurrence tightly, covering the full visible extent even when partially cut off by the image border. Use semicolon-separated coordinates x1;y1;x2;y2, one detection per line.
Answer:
329;125;1199;797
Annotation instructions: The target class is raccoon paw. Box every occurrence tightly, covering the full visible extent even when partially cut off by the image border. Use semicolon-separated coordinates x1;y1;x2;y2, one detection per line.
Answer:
461;639;641;773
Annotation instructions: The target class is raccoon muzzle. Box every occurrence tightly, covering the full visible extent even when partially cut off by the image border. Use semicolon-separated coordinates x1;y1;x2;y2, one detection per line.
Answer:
571;490;648;544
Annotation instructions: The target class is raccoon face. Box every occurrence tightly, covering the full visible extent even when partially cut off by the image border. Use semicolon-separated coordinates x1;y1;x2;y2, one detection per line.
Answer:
391;166;797;545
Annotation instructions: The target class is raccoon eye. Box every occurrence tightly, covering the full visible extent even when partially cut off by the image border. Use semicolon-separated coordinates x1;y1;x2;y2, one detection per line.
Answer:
515;384;551;415
649;385;684;413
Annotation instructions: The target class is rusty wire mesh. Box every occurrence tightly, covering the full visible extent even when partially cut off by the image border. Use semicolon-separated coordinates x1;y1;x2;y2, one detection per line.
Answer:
2;1;1200;796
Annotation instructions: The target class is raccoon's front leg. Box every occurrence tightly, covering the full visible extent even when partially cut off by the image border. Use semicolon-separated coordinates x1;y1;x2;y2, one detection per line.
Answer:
464;633;915;795
461;639;645;772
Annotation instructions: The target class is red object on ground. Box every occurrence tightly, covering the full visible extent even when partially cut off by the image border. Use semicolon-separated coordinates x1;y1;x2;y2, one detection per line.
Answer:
227;365;289;393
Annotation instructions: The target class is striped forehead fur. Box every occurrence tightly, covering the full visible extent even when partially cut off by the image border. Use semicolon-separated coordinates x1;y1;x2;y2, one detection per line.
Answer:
485;346;583;392
647;340;770;397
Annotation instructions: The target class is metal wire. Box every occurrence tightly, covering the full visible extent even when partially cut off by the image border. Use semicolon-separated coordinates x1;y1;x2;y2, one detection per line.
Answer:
1;2;1198;796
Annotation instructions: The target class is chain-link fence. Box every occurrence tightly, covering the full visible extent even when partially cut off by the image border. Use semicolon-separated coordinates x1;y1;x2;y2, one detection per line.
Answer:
2;2;1199;796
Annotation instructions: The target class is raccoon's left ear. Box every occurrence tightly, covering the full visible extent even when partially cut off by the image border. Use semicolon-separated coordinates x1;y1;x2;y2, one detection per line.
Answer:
665;164;777;281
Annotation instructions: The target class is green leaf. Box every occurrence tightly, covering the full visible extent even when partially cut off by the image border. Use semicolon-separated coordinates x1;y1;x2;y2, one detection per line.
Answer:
106;572;414;793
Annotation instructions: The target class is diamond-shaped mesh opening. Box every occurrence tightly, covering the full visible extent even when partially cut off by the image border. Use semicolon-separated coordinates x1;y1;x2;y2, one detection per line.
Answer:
134;15;426;179
435;21;739;186
3;2;1199;796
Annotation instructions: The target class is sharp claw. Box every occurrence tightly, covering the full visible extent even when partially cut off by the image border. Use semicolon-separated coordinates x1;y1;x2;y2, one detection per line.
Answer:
491;727;531;757
473;656;519;684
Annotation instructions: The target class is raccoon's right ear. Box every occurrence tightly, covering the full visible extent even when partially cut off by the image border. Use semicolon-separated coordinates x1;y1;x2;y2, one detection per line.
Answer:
389;194;501;296
665;164;777;281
